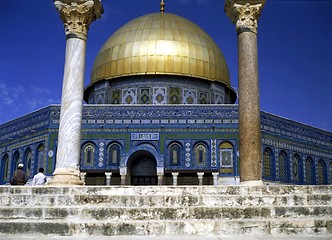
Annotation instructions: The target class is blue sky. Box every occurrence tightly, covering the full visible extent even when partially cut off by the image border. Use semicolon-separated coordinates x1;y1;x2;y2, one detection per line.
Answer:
1;0;332;132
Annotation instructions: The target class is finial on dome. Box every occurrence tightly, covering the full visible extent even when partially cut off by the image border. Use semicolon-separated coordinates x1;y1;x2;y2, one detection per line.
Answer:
160;0;165;13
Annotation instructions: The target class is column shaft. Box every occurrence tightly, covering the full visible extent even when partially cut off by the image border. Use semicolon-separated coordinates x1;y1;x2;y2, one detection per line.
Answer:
238;31;262;183
51;38;86;184
49;0;103;185
225;0;265;185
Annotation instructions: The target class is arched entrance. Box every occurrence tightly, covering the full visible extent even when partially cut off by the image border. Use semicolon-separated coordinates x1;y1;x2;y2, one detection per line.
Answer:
127;150;157;185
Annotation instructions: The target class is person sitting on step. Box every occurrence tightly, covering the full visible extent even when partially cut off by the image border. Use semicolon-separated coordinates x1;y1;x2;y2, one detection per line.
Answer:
32;167;47;186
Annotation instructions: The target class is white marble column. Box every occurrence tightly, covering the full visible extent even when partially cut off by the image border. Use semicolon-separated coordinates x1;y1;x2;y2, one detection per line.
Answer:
120;175;126;185
212;172;219;186
120;167;127;186
48;0;103;185
225;0;265;186
105;172;112;186
157;167;164;186
172;172;179;186
197;172;204;186
80;172;87;185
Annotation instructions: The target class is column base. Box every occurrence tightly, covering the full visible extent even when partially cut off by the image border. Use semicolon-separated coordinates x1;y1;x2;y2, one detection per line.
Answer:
240;180;264;186
48;167;84;186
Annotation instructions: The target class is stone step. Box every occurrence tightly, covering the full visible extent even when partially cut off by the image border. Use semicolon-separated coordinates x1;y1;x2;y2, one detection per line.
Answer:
0;206;331;221
0;185;331;237
0;218;331;236
1;193;331;207
1;185;331;196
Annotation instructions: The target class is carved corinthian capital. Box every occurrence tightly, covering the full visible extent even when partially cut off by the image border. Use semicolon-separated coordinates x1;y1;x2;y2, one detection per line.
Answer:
225;0;265;34
54;0;103;39
234;3;262;33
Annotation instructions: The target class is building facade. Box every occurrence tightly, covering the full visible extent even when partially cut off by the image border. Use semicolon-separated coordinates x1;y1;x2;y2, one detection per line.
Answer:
1;104;331;185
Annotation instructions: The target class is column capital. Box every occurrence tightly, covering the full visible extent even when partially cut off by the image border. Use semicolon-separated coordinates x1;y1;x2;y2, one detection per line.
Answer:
157;167;164;176
54;0;103;39
197;172;204;177
225;0;265;34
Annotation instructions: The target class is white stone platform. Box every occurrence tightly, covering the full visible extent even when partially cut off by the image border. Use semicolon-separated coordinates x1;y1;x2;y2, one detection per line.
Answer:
0;185;331;239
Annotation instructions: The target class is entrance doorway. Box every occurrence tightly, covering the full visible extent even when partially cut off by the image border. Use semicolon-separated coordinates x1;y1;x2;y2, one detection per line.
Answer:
128;150;157;185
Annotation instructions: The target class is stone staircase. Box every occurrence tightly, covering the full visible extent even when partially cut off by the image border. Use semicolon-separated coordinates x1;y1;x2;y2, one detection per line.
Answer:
0;185;331;238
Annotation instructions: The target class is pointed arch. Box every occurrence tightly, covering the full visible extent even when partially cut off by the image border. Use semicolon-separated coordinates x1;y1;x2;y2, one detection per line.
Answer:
263;148;272;178
2;154;10;181
194;142;207;167
107;142;122;167
168;142;182;166
278;150;288;182
304;157;314;184
330;162;332;185
37;144;46;169
12;151;20;170
24;148;33;177
317;159;326;185
82;142;96;168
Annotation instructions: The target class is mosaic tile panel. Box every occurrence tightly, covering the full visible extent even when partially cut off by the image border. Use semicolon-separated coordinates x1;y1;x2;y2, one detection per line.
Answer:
185;142;191;167
153;87;167;104
111;90;120;104
122;88;137;104
211;139;217;167
199;91;209;104
98;141;104;167
140;88;151;104
214;92;224;104
169;87;181;104
183;89;197;104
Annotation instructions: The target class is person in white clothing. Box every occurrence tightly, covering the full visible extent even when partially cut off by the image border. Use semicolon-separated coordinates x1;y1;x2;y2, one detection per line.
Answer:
32;168;47;185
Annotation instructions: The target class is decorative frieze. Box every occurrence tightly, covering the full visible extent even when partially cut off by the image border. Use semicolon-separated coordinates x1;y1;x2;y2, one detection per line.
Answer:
262;137;332;159
131;133;159;141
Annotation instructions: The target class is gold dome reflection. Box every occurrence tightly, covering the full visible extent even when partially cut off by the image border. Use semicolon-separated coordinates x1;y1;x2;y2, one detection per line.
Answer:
90;12;231;86
155;40;176;56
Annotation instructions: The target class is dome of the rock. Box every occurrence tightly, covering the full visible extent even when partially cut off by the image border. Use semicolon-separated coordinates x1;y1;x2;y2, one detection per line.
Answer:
91;12;231;85
85;12;236;104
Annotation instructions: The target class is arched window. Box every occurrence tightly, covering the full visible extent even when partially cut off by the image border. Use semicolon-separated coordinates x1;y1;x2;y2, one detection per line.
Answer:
263;148;272;178
169;143;181;166
24;148;33;177
278;151;287;181
2;154;10;181
317;160;326;185
330;161;332;184
83;143;95;167
291;154;300;182
13;151;20;169
108;143;121;166
220;142;233;167
37;144;45;169
195;143;207;166
304;157;314;184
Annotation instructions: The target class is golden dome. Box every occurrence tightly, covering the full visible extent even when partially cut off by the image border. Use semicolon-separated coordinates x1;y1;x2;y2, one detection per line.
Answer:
90;12;231;86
